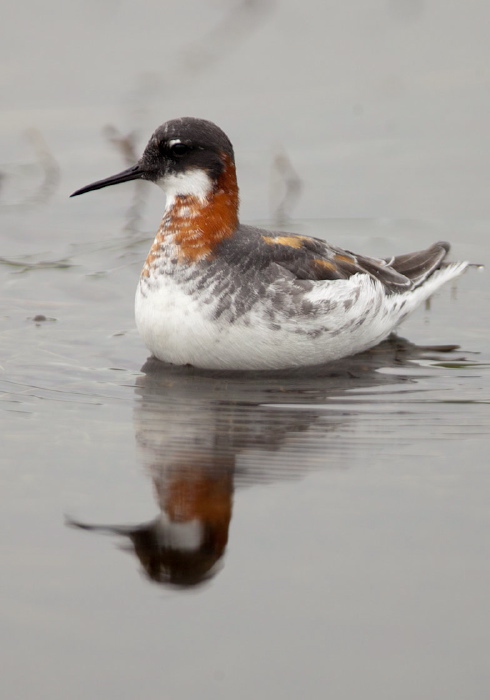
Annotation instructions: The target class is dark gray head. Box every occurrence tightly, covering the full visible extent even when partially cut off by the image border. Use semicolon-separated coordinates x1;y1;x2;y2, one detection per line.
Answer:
71;117;235;197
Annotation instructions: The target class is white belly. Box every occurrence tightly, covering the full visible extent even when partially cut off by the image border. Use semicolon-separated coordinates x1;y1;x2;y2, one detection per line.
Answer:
136;274;400;370
134;263;465;370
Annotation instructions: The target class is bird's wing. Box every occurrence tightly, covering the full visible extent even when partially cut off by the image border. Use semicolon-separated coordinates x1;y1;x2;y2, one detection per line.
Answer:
258;231;450;294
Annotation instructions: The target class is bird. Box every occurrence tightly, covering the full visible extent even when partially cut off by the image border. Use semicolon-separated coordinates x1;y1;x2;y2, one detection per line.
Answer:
71;117;468;371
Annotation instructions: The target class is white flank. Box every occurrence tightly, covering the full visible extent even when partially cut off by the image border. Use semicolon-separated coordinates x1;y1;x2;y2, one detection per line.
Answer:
136;261;469;371
157;168;212;209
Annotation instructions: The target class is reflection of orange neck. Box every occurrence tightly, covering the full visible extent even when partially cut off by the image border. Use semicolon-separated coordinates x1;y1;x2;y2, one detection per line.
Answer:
143;155;239;271
155;460;234;556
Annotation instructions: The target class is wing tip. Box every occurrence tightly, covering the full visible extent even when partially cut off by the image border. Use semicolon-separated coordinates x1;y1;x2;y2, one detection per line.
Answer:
433;240;451;255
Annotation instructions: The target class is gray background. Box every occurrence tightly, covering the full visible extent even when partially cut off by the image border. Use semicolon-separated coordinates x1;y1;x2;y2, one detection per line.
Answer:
1;2;489;698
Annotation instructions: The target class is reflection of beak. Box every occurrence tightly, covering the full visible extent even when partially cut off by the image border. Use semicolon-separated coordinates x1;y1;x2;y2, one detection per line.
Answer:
70;163;145;197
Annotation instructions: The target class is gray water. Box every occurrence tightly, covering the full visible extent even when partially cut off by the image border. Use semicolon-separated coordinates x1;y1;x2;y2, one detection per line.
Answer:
2;2;490;698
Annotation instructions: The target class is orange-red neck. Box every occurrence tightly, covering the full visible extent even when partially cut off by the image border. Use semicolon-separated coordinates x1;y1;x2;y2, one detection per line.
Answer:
144;155;239;269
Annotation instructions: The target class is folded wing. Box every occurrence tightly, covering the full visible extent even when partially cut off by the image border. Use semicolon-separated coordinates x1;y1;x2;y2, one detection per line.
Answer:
259;230;450;294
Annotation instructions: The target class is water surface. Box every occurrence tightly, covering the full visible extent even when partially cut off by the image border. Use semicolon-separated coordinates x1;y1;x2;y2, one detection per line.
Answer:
1;2;490;698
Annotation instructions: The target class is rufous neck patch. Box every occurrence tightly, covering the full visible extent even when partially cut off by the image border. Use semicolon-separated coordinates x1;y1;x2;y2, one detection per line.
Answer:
144;154;239;270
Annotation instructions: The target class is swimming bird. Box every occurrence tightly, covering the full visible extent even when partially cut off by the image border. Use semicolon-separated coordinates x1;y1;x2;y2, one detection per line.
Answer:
71;117;468;370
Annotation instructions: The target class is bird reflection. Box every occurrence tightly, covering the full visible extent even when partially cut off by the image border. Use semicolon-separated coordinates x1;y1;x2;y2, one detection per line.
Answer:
68;335;462;589
69;456;233;587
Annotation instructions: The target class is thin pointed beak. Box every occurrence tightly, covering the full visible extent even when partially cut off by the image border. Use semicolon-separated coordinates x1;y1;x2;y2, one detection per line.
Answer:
70;163;145;197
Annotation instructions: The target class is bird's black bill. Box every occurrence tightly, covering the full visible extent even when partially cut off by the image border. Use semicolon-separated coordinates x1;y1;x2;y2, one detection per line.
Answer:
70;164;145;197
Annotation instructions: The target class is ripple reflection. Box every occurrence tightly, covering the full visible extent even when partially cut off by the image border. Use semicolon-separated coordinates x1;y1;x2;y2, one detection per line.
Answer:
68;335;468;588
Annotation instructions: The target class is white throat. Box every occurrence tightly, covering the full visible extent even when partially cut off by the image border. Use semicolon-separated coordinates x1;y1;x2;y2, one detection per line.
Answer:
157;168;212;210
156;513;204;551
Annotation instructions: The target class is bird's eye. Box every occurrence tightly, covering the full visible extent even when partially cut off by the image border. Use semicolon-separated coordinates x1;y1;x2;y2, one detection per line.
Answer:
170;143;190;157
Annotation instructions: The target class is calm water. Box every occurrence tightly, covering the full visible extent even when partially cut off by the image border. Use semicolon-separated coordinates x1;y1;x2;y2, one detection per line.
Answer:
2;2;490;698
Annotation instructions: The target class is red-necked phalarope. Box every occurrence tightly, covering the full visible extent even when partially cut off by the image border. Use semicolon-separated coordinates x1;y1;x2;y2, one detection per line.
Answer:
71;117;468;370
